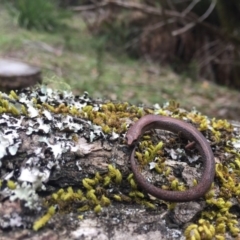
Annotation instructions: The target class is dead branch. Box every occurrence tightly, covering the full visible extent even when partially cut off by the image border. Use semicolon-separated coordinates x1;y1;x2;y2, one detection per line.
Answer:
172;0;216;36
69;1;108;11
70;0;182;18
181;0;201;16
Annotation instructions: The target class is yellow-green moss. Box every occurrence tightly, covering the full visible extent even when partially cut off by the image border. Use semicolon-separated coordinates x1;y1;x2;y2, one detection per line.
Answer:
7;180;16;190
33;206;56;231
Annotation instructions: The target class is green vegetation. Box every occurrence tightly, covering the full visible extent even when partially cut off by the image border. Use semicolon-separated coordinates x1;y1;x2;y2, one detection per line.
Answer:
5;0;71;31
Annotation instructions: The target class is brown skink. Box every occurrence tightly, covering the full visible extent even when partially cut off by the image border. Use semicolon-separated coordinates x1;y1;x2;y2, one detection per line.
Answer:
126;114;215;202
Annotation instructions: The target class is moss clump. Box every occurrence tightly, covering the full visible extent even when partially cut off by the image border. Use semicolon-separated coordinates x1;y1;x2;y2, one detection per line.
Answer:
33;206;56;231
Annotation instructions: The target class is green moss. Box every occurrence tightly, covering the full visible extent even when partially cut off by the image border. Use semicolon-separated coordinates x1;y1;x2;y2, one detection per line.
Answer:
33;206;56;231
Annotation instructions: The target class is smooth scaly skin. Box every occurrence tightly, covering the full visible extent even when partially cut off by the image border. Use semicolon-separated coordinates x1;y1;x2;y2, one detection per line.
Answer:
126;115;215;202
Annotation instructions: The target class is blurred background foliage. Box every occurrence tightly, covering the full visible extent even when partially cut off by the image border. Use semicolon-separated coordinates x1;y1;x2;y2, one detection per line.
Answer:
4;0;72;31
72;0;240;88
1;0;240;119
3;0;240;88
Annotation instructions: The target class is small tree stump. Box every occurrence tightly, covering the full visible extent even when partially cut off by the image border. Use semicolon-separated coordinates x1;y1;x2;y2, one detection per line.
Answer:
0;58;42;92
